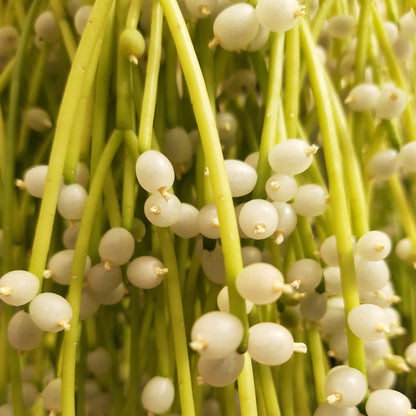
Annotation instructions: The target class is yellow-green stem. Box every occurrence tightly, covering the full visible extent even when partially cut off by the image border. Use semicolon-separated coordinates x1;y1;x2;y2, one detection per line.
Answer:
157;227;196;416
307;322;327;405
61;129;124;416
138;0;164;154
158;0;248;335
299;17;366;375
252;32;285;199
28;0;114;283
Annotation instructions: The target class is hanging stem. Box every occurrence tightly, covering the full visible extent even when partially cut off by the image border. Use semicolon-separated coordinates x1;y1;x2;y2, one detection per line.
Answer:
28;0;114;284
61;129;124;416
299;17;367;376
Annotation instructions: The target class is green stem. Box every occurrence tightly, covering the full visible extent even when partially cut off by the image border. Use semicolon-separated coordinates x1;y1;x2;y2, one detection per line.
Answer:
103;170;122;228
157;227;195;416
2;10;40;412
153;286;171;377
371;3;416;142
61;129;124;416
50;0;77;61
284;25;300;137
4;0;42;273
138;0;164;154
126;0;143;28
158;0;248;333
218;384;234;416
354;0;371;83
165;29;179;128
256;364;280;416
64;40;102;184
123;288;141;415
307;322;327;405
28;0;114;283
389;175;416;247
17;43;50;157
299;17;366;375
0;57;14;96
325;71;369;236
252;32;285;199
90;3;116;178
237;353;258;416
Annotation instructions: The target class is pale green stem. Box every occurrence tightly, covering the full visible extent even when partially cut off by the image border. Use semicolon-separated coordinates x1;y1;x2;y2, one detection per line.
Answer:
252;32;285;199
90;3;116;178
126;0;143;28
123;288;142;415
256;364;280;416
116;0;134;129
221;384;237;416
325;71;369;236
61;129;124;416
284;25;300;137
88;4;116;260
12;0;25;29
3;3;43;411
153;287;171;377
0;306;7;403
389;175;416;248
17;44;49;157
0;57;14;96
157;0;248;333
28;0;114;283
50;0;77;61
237;353;258;416
138;0;164;154
307;322;327;405
371;3;416;142
299;17;366;375
165;30;179;128
103;170;122;228
157;227;196;416
64;40;103;184
354;0;371;83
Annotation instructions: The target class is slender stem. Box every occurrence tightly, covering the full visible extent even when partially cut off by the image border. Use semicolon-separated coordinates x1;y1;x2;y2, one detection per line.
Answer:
138;0;164;154
28;0;114;283
299;17;366;375
61;129;124;416
0;57;14;96
237;353;258;416
126;0;143;28
252;32;285;199
103;170;122;228
50;0;77;61
371;3;416;143
3;0;42;274
90;4;116;178
157;227;195;416
153;286;171;377
284;25;300;138
2;8;42;413
325;71;369;236
165;30;179;128
307;322;327;405
17;43;49;157
221;384;237;416
123;288;141;415
389;175;416;247
353;0;370;83
158;0;248;333
64;40;102;184
256;364;280;416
